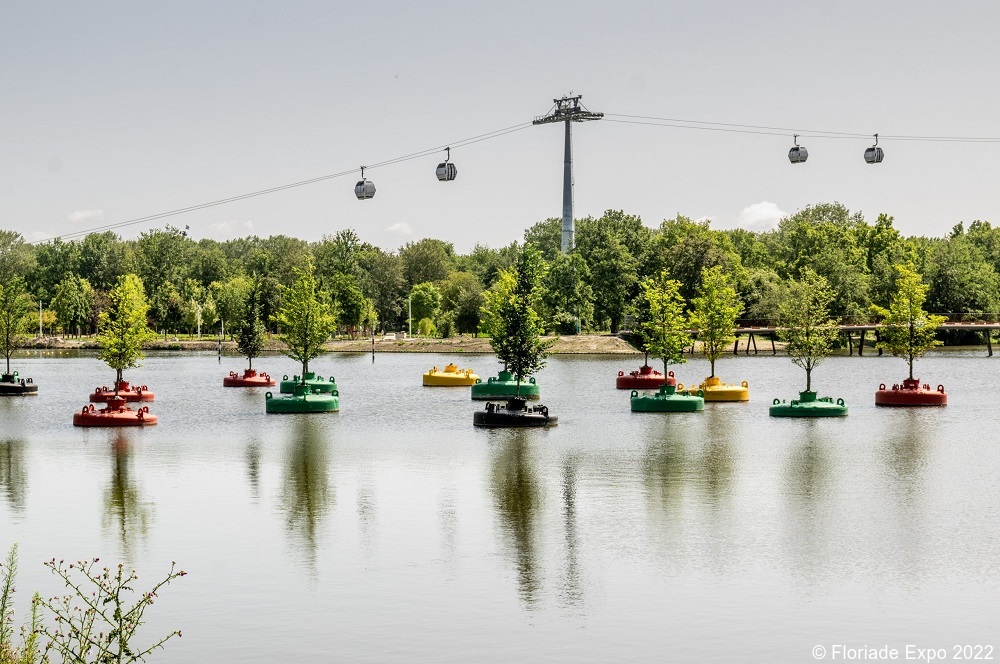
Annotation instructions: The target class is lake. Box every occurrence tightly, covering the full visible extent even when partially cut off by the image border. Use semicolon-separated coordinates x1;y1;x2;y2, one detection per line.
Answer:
1;349;997;662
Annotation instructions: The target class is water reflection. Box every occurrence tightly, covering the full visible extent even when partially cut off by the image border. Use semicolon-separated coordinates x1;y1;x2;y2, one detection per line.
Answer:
279;418;332;562
559;456;583;611
882;413;931;498
357;473;377;562
489;430;541;608
245;440;261;503
784;423;831;503
696;408;737;506
103;432;153;558
0;439;27;513
642;424;688;518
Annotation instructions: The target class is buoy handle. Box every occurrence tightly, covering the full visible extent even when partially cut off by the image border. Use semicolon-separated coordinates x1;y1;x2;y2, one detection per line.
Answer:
938;384;945;393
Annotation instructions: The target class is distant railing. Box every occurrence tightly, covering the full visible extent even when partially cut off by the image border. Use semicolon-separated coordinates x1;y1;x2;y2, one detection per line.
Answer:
735;313;1000;328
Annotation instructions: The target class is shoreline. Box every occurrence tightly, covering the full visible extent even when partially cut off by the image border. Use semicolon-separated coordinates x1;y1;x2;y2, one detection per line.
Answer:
20;334;643;355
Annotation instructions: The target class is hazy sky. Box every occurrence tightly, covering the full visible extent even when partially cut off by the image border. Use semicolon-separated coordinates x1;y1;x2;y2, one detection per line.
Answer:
3;1;999;252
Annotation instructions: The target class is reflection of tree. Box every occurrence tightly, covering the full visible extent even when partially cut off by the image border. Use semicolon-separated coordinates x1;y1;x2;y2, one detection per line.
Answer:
103;433;153;557
697;408;736;506
489;431;541;608
280;418;331;561
245;440;261;502
0;439;27;512
559;457;583;610
643;437;687;515
786;425;829;503
884;415;929;497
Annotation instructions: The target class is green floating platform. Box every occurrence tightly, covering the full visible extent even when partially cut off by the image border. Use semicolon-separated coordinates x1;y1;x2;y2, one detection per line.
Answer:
266;384;340;414
279;371;337;395
630;384;704;412
769;391;847;418
471;371;540;401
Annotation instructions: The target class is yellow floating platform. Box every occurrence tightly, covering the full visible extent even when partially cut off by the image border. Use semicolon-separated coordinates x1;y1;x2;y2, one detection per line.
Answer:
679;376;749;402
423;363;479;387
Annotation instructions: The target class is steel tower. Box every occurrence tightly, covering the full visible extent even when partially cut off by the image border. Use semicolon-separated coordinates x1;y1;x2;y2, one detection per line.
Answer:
533;95;603;253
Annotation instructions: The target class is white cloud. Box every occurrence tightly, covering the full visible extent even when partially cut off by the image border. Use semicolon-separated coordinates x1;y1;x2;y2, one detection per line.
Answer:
385;222;413;236
737;201;786;232
695;215;716;225
67;209;104;223
207;219;255;237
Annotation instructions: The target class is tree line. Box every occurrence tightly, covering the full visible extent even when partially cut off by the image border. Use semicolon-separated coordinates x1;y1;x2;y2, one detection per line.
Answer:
1;201;998;339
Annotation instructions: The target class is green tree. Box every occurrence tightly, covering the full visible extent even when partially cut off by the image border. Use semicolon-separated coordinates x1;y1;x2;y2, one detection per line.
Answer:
274;261;337;383
0;278;34;376
538;252;594;334
872;264;945;380
52;275;94;337
409;282;441;331
357;246;405;332
585;232;637;332
777;268;838;393
484;249;551;396
214;276;252;338
236;280;267;370
439;272;484;335
640;271;691;376
79;231;129;291
690;266;743;377
400;238;454;286
0;231;36;285
98;274;155;394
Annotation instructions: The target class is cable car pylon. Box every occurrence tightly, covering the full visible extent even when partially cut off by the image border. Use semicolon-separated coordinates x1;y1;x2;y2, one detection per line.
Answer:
533;95;603;253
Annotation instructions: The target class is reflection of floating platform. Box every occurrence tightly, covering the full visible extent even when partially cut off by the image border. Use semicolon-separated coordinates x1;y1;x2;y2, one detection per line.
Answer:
770;391;847;418
680;376;749;402
266;384;340;413
471;371;540;400
90;381;154;403
875;378;947;406
473;398;557;427
224;368;275;387
423;363;478;386
0;372;38;396
279;371;337;394
73;398;157;427
630;384;705;412
616;365;673;390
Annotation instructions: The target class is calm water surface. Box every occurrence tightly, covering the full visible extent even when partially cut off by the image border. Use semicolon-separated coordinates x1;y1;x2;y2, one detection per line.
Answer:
0;349;998;662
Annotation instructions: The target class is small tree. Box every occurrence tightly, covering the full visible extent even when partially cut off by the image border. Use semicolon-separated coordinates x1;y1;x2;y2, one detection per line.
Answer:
274;261;337;384
0;278;34;376
872;264;945;380
689;266;743;377
236;280;267;370
485;249;551;396
640;271;691;377
98;274;155;395
778;268;838;393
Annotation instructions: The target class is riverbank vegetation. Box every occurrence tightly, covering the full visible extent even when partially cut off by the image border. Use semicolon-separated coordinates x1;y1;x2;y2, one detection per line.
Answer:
2;202;999;343
0;544;184;664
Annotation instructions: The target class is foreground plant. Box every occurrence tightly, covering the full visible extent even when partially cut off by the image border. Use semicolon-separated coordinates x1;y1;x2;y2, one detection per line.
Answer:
1;545;185;664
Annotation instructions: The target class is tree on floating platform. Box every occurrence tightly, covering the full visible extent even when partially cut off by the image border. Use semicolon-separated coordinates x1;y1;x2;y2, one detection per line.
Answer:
98;274;155;396
640;271;691;377
778;268;838;393
872;264;945;380
690;266;743;378
274;260;337;385
0;277;34;376
484;249;551;397
236;279;267;370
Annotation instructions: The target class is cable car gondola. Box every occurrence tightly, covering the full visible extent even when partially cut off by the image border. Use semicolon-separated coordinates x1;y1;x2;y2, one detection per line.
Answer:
864;134;884;164
788;134;808;164
355;166;376;200
435;147;457;181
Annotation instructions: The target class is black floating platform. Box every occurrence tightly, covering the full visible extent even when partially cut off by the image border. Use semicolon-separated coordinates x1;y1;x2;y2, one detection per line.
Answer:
0;373;38;396
473;398;557;428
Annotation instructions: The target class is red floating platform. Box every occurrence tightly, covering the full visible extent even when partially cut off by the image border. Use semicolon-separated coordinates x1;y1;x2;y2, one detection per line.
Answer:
73;398;157;427
875;378;947;407
224;368;275;387
89;381;154;403
617;365;675;390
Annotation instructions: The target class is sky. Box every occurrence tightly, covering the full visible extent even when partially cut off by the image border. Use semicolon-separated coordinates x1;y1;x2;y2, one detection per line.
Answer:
2;1;999;253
